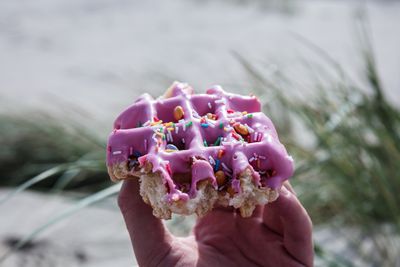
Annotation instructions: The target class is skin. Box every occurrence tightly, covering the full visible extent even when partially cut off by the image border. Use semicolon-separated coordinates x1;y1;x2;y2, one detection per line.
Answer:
118;179;313;267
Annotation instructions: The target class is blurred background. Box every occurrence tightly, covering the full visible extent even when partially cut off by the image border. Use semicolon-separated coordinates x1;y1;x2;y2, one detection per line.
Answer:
0;0;399;266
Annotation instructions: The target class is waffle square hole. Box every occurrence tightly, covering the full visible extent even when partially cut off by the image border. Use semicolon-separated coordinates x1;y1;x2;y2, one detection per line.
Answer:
114;102;152;129
154;98;188;123
200;126;226;147
190;95;217;117
163;124;196;152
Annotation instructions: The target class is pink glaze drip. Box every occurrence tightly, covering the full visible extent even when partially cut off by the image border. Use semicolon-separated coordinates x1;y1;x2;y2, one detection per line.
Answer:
189;159;217;197
107;82;294;201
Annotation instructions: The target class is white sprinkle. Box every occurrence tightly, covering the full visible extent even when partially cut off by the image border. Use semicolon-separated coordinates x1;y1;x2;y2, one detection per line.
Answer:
143;120;151;126
286;155;294;162
183;123;186;131
254;132;259;142
221;163;232;173
178;119;185;124
208;102;212;109
266;134;272;143
176;126;179;134
215;99;225;104
259;155;267;160
249;157;255;162
245;124;255;133
168;131;173;142
208;156;216;165
182;138;185;144
113;150;122;155
192;110;200;118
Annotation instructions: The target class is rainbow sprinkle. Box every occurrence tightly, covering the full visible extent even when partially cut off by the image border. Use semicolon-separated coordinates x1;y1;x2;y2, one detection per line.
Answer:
214;159;220;171
214;136;222;146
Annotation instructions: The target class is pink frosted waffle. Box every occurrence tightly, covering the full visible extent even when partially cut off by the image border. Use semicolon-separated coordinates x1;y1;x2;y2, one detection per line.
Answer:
107;82;294;219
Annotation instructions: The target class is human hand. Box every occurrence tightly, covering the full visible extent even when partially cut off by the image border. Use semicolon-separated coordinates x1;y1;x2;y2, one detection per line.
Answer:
118;179;313;267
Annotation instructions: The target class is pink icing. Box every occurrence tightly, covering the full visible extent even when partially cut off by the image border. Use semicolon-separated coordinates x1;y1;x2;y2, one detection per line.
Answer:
107;82;294;203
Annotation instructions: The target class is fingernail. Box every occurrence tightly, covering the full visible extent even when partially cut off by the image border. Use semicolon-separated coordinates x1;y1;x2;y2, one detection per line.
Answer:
280;186;290;197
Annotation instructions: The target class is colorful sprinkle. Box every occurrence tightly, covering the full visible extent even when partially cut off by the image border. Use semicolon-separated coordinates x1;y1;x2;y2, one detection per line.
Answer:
173;106;185;121
186;121;193;127
112;150;122;155
221;162;232;173
214;136;222;146
208;102;212;109
217;149;225;158
165;144;179;152
219;122;224;129
203;140;208;147
201;123;209;128
247;114;253;119
208;155;216;165
232;132;241;141
166;163;172;175
214;159;220;171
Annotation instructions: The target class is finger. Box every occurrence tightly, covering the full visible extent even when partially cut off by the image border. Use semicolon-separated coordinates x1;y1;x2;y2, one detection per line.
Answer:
195;205;236;240
250;205;263;218
118;179;173;266
262;182;297;234
263;186;313;266
283;180;296;196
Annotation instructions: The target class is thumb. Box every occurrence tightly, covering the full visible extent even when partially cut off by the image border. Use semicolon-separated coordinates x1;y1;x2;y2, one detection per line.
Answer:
118;179;173;266
263;186;313;266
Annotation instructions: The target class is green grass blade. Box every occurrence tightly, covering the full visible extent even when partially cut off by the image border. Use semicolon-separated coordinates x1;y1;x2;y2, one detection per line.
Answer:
0;183;121;263
0;164;69;205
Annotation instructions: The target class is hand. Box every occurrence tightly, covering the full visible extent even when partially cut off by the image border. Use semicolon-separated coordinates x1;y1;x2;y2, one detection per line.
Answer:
118;179;313;267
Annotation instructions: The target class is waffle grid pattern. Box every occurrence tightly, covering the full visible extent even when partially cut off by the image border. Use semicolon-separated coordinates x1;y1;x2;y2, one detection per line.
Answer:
107;83;293;195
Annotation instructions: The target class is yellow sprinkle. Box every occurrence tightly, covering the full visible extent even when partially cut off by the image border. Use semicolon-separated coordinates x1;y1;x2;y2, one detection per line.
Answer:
242;111;248;115
151;120;163;126
167;127;174;131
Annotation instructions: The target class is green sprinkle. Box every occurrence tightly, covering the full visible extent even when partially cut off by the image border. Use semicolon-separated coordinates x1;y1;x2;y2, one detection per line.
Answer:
247;114;253;119
186;121;193;127
219;122;224;129
162;135;166;140
203;140;208;147
214;136;221;146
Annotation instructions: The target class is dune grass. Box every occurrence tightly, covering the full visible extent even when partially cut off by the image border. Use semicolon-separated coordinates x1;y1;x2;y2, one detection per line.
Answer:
235;24;400;266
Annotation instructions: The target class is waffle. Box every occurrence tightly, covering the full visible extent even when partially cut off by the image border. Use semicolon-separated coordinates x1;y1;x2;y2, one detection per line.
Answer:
107;82;294;219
